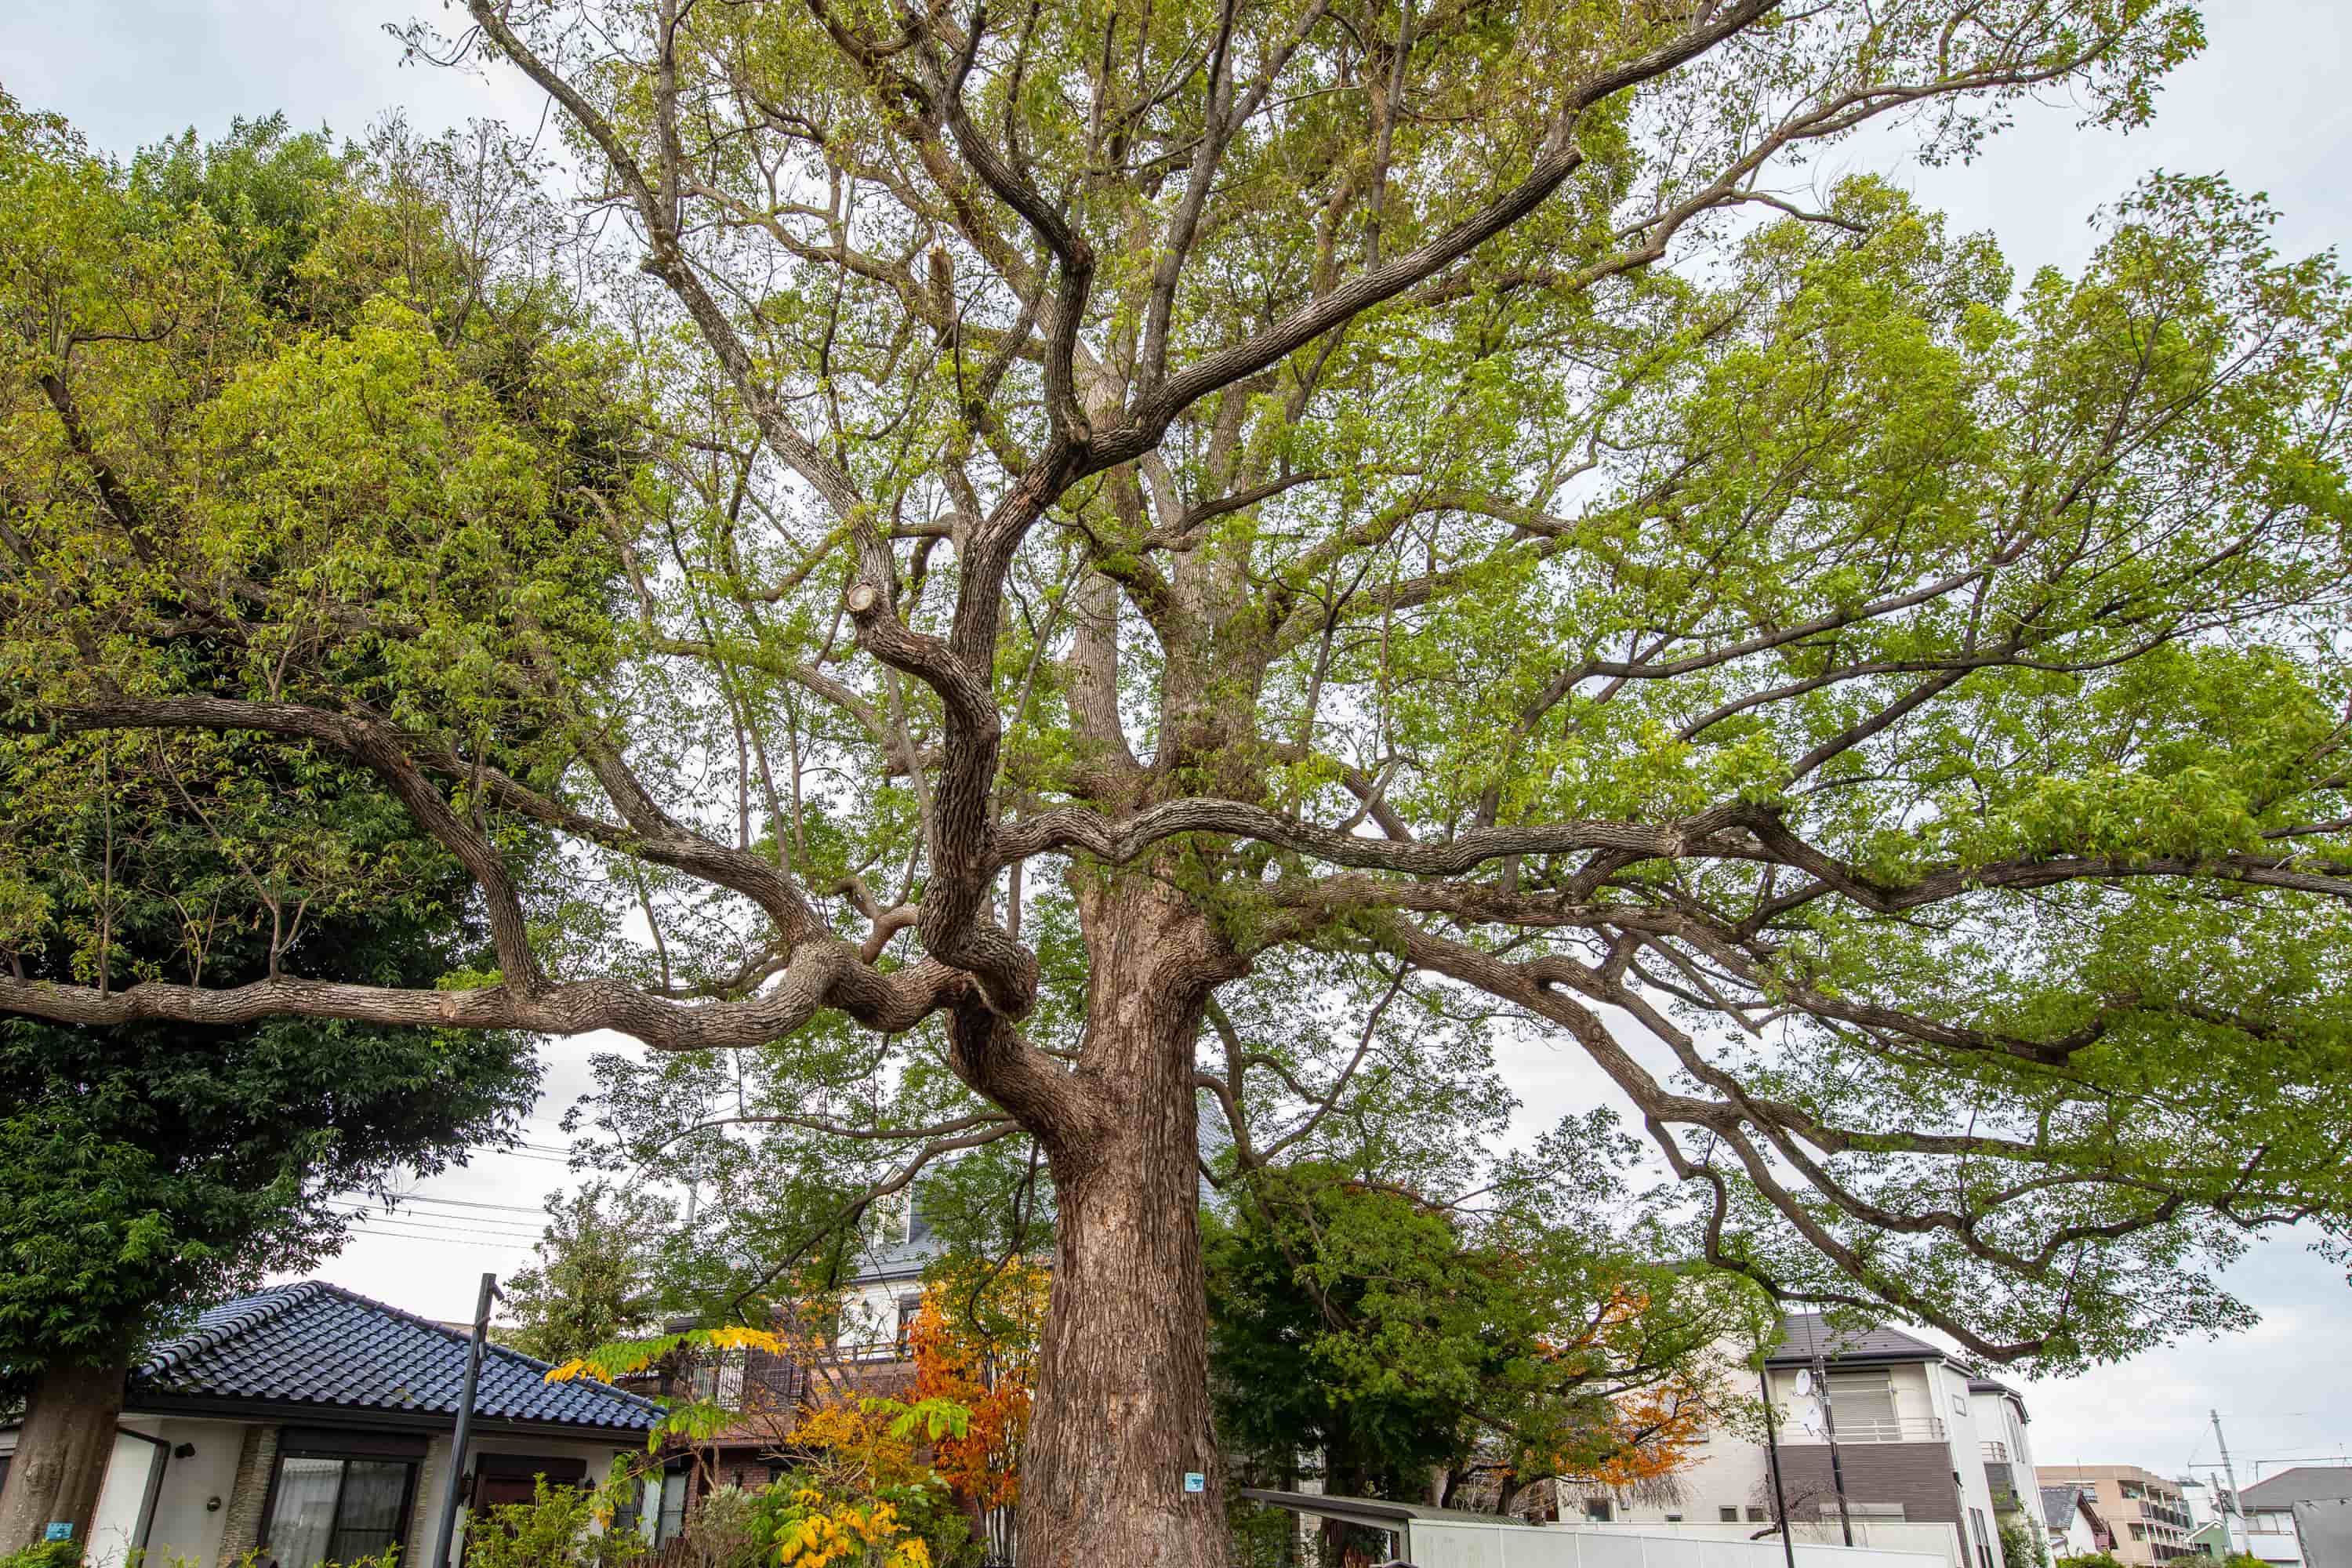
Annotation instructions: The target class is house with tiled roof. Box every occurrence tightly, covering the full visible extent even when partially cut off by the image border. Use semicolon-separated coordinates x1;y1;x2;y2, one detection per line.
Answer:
2041;1484;2117;1559
0;1282;660;1568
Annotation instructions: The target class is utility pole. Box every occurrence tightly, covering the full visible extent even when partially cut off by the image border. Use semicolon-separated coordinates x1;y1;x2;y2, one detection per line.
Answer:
430;1273;500;1568
1759;1359;1800;1568
2212;1410;2247;1559
1809;1321;1855;1549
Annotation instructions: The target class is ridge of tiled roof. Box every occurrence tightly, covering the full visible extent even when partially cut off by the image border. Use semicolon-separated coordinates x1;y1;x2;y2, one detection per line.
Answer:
1766;1312;1946;1364
142;1283;328;1375
132;1280;659;1432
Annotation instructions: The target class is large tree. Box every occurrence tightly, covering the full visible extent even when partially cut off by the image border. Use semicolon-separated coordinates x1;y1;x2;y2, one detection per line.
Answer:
0;103;633;1552
7;4;2352;1566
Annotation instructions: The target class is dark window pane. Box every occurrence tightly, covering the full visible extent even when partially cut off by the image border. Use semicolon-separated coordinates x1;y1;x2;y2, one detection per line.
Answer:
330;1459;410;1563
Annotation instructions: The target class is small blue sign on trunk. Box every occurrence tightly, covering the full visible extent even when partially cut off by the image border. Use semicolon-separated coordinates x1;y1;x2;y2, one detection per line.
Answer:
45;1525;74;1542
1183;1472;1207;1495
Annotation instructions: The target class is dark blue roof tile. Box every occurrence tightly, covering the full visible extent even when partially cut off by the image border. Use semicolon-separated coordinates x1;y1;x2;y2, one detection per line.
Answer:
132;1282;659;1433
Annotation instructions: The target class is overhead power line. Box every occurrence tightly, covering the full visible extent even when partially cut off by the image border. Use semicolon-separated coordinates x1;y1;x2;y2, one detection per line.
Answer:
332;1207;542;1243
385;1193;550;1217
346;1225;531;1253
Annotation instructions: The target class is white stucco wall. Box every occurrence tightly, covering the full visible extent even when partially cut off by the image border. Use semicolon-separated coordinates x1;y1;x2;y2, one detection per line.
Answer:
1925;1363;2003;1568
124;1418;247;1568
835;1278;919;1356
1599;1418;1775;1525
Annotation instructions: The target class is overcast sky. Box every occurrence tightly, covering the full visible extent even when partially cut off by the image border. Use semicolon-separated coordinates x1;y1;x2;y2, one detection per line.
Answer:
5;0;2347;1495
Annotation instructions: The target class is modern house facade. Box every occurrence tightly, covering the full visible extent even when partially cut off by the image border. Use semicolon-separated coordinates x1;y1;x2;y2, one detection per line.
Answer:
0;1283;659;1568
1968;1379;2046;1530
2238;1467;2352;1568
1555;1316;2048;1568
2035;1466;2196;1566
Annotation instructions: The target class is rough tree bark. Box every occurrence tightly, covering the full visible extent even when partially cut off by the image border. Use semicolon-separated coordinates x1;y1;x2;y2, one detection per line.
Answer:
1018;874;1244;1568
0;1351;132;1558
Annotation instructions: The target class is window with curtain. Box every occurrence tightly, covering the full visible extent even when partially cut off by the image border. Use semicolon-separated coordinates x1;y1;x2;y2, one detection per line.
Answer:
264;1455;415;1568
1824;1370;1898;1438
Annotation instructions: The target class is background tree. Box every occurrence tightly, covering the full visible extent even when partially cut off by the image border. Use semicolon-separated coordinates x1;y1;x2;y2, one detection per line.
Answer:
0;100;630;1552
909;1258;1051;1565
1205;1131;1747;1524
9;5;2352;1567
499;1181;682;1366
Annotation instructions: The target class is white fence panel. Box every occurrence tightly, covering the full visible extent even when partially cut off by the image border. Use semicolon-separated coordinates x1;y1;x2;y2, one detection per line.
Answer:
1411;1521;1951;1568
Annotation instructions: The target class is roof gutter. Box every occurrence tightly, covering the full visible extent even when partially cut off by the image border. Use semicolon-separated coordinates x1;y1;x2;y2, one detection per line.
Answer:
122;1395;654;1441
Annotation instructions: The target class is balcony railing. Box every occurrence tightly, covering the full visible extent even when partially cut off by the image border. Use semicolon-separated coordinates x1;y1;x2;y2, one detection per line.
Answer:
1791;1415;1948;1444
1982;1441;2012;1462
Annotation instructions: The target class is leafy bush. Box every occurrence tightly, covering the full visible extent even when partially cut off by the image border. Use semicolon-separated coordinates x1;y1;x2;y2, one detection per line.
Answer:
724;1397;979;1568
1;1542;84;1568
2054;1553;2127;1568
462;1477;646;1568
672;1486;772;1568
1999;1515;2050;1568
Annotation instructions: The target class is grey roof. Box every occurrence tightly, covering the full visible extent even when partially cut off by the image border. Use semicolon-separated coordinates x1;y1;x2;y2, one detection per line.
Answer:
132;1282;660;1433
2043;1486;2092;1523
2243;1468;2352;1508
1766;1313;1945;1366
855;1204;946;1285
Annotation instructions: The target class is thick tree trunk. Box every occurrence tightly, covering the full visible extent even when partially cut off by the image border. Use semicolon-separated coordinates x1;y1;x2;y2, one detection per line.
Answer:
1014;876;1241;1568
0;1353;132;1558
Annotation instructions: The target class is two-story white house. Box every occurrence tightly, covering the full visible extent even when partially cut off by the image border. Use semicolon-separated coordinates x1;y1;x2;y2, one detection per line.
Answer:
1559;1316;2049;1568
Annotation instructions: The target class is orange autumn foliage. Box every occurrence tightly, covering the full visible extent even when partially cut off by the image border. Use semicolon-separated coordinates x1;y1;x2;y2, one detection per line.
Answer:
906;1260;1049;1514
1524;1282;1719;1491
1584;1377;1715;1486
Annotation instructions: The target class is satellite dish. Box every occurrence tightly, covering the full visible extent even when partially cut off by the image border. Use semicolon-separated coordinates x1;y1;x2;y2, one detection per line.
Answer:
1794;1370;1814;1396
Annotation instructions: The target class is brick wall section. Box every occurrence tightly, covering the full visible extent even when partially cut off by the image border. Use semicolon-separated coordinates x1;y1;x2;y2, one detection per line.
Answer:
1777;1444;1963;1524
216;1425;281;1563
405;1444;444;1568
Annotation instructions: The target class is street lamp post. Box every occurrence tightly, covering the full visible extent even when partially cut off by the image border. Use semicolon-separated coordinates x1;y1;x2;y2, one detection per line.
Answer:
428;1273;501;1568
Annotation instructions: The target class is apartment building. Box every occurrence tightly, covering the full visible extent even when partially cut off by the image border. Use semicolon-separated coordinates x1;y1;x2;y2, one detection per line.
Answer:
2036;1465;2195;1566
